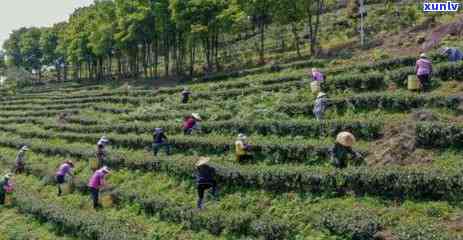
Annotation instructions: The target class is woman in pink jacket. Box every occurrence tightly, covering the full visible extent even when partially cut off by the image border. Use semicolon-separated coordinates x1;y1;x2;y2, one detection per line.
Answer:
87;166;111;209
416;53;433;91
311;68;324;82
0;173;14;205
55;160;74;196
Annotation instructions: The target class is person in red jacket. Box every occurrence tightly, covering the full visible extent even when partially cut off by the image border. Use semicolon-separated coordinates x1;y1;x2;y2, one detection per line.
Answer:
0;173;14;205
183;113;201;135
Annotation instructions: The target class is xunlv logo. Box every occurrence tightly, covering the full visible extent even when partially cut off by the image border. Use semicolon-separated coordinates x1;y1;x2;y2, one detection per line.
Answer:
423;1;461;12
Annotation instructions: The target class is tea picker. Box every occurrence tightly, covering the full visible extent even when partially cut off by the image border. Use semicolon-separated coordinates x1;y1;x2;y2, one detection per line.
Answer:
415;53;433;92
183;113;202;135
440;47;463;62
152;128;171;156
181;87;191;104
331;132;363;169
313;92;328;120
93;136;109;172
235;134;253;163
87;166;111;209
308;68;325;94
97;136;110;147
311;68;324;82
55;160;74;196
196;157;219;209
0;173;14;205
14;145;29;174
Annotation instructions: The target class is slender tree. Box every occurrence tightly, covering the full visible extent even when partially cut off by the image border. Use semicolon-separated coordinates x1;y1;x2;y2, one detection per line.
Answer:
239;0;273;63
304;0;324;56
274;0;305;57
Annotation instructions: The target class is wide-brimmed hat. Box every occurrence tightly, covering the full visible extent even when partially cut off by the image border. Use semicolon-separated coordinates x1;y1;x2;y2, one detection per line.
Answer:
312;68;318;72
192;113;201;121
419;53;427;58
98;136;110;145
101;166;111;173
317;92;327;98
440;47;450;55
21;146;29;151
196;157;210;167
336;131;356;147
3;173;12;179
65;160;74;167
154;128;164;133
237;133;247;140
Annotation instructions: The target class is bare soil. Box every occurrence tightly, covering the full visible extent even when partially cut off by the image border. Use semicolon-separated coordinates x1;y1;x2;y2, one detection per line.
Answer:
369;14;463;57
446;216;463;232
366;111;437;166
374;230;398;240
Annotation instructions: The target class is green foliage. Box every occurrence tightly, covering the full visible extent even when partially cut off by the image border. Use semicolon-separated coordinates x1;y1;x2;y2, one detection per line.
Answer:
277;93;461;116
416;122;463;149
1;24;463;239
388;61;463;87
12;184;144;240
4;66;34;88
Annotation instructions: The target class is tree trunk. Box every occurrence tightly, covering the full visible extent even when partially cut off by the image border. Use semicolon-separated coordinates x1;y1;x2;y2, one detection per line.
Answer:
164;33;170;77
63;64;68;81
154;39;159;78
291;23;301;57
143;44;148;78
214;31;220;71
190;43;195;77
259;21;265;63
109;55;113;80
117;55;122;80
307;0;323;56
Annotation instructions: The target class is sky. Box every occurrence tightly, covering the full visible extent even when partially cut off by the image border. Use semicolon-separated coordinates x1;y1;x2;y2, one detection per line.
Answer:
0;0;94;49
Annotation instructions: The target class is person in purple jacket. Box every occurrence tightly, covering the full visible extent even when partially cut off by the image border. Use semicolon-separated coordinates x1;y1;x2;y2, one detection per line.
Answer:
87;166;111;209
0;173;14;205
55;160;74;196
415;53;433;91
311;68;324;82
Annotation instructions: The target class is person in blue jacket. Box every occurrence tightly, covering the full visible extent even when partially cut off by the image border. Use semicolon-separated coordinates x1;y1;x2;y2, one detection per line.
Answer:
152;128;171;156
441;47;463;62
195;157;218;209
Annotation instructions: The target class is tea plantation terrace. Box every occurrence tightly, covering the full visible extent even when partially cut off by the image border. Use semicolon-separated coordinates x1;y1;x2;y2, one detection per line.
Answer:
0;54;463;239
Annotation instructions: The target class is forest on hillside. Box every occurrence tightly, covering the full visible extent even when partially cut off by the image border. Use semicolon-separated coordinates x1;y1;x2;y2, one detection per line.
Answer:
0;0;454;86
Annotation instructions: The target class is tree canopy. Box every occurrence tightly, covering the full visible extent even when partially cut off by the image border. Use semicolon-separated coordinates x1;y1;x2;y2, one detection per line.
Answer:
2;0;325;82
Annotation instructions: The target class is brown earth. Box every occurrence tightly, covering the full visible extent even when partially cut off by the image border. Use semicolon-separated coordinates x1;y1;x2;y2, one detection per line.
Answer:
422;16;463;51
371;14;463;57
446;216;463;232
374;230;398;240
366;110;437;166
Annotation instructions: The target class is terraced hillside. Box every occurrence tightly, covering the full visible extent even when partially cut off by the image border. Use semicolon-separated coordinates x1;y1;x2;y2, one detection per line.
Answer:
1;55;463;240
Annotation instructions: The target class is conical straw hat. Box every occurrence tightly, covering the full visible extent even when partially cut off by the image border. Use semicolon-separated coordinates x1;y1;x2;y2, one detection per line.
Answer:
196;157;210;167
192;113;201;121
336;131;356;147
237;133;247;140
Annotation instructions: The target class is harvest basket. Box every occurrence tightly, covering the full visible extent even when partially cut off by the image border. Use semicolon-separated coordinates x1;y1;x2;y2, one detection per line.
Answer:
311;81;321;94
4;193;13;206
407;75;421;90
